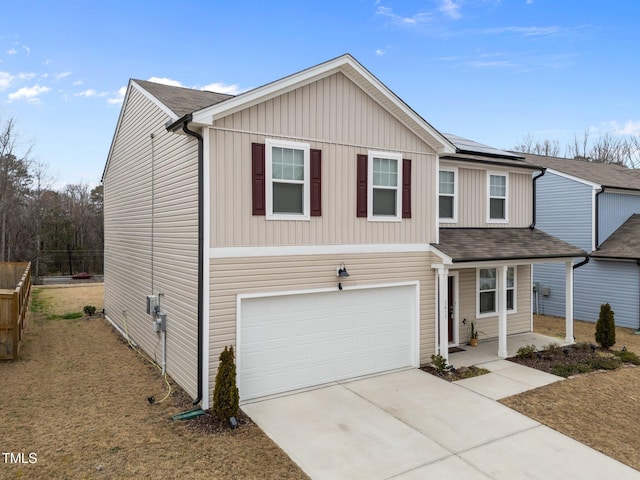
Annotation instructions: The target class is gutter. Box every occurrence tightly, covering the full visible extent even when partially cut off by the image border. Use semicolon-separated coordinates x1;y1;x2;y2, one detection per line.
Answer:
636;260;640;334
530;168;546;229
166;114;205;406
572;256;590;270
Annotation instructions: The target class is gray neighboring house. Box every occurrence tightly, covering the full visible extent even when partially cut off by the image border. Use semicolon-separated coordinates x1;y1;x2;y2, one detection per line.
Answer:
523;153;640;329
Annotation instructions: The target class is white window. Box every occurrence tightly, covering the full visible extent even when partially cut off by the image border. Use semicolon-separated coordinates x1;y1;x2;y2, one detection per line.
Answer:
439;169;457;222
477;266;516;316
266;139;310;220
368;151;402;221
487;173;508;222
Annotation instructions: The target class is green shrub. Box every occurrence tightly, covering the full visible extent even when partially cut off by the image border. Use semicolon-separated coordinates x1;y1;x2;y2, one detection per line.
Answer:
595;303;616;349
544;342;562;355
212;346;239;421
613;349;640;365
515;345;537;359
587;355;622;371
550;364;591;378
430;354;448;373
83;305;97;316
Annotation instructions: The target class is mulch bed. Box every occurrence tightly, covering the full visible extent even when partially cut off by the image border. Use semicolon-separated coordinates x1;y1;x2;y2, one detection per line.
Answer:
421;364;490;381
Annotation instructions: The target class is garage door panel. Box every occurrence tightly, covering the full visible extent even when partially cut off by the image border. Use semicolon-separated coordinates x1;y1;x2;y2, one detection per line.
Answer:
239;285;417;400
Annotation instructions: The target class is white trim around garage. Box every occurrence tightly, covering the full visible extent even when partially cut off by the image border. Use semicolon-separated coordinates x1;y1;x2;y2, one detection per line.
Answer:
236;281;420;401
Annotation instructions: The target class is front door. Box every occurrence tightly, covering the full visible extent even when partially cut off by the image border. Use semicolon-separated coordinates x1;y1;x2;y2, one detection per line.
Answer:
447;276;455;343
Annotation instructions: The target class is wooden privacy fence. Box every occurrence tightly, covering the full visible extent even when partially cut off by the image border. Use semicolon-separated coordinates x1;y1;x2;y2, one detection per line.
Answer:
0;262;31;360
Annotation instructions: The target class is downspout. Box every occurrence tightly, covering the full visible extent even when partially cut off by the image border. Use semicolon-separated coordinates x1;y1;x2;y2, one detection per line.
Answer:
594;187;605;249
530;168;546;229
573;256;589;270
167;114;204;406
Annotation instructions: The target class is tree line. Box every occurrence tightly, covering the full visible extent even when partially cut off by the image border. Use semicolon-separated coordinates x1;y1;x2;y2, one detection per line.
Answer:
512;131;640;167
1;116;103;281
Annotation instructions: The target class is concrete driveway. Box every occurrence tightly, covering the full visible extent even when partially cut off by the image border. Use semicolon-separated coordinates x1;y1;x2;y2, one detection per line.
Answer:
243;369;639;479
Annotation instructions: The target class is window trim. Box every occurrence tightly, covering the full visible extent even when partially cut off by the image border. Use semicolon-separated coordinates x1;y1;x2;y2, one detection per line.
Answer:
476;266;517;318
265;138;310;221
438;167;458;223
487;172;508;223
367;150;403;222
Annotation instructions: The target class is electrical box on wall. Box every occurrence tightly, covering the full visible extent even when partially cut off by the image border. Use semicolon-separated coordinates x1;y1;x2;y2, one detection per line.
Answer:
541;287;550;297
146;295;158;315
154;312;167;332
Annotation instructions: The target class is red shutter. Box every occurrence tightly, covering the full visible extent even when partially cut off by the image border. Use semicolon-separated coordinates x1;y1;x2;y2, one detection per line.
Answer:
252;143;266;215
310;149;322;216
356;154;368;217
402;158;411;218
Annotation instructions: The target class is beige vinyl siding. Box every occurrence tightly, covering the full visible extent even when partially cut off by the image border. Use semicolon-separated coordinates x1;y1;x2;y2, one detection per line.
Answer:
208;251;437;390
441;164;533;228
209;72;438;248
104;84;200;398
456;265;532;343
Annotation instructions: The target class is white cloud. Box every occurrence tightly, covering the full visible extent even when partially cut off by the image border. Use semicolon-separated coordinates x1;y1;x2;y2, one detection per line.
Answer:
482;26;561;36
73;80;83;86
108;86;127;105
375;48;386;56
6;48;17;55
601;120;640;136
54;72;72;80
376;5;432;27
0;72;13;90
147;76;183;87
75;89;97;97
8;85;50;104
440;0;461;20
200;81;242;95
22;45;30;56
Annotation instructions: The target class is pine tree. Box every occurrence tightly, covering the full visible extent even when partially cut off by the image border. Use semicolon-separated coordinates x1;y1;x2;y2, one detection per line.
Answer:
595;303;616;349
212;346;239;421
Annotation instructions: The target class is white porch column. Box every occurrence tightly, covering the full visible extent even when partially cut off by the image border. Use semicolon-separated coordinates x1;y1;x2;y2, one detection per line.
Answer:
438;267;449;362
565;261;574;343
498;265;508;358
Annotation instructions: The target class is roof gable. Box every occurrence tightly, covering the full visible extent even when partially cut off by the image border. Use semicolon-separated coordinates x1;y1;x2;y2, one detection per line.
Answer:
522;153;640;191
191;54;455;155
591;214;640;259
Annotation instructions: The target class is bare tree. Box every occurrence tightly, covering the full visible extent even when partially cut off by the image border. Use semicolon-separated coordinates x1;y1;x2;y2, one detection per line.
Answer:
512;135;560;156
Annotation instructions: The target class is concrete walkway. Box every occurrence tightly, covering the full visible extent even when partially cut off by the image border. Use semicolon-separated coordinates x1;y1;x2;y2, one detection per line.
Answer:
243;369;639;480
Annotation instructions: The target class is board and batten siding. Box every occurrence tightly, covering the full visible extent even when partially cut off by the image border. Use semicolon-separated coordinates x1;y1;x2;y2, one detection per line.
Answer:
208;71;438;248
208;251;437;393
456;265;532;342
104;84;200;398
439;162;533;228
598;191;640;243
535;259;640;329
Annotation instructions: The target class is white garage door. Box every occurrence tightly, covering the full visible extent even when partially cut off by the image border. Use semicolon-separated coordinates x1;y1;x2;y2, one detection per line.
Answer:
238;284;417;400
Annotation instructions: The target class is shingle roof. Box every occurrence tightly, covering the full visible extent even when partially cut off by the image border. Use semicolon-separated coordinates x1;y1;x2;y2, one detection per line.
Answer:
133;79;234;117
521;153;640;190
434;228;588;263
591;214;640;259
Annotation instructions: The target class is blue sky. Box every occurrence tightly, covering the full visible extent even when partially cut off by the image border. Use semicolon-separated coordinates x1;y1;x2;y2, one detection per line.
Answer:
2;0;639;188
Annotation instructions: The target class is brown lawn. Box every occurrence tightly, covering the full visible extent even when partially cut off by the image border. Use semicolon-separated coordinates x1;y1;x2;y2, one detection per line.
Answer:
0;284;307;479
3;285;639;476
501;314;640;471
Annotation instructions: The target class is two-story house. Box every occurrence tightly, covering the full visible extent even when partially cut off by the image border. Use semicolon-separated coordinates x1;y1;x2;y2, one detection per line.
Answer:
103;54;585;408
523;153;640;329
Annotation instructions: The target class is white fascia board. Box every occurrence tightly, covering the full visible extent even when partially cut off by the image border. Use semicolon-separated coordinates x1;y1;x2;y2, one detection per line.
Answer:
192;54;455;155
545;168;601;190
438;256;585;270
430;245;453;265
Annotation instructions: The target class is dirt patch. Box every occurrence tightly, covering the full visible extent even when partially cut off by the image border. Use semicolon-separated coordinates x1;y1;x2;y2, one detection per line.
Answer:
421;364;490;381
500;315;640;471
0;285;308;479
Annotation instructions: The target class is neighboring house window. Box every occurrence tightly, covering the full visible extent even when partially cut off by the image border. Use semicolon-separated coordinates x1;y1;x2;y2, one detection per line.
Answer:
252;140;322;219
487;173;508;222
478;267;516;316
439;169;457;222
355;151;411;221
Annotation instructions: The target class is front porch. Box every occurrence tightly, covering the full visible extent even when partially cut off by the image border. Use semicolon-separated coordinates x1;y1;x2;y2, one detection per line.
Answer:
447;331;572;368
